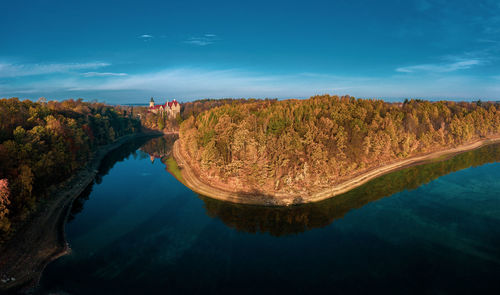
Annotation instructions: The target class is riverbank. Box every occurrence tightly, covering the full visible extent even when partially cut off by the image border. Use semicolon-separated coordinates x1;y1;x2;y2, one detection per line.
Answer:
0;131;161;293
173;135;500;206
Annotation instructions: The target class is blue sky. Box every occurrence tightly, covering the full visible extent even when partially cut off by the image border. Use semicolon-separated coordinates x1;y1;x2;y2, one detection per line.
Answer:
1;0;499;103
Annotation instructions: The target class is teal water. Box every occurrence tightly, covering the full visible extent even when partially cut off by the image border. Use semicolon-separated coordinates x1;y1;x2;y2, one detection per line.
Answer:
38;137;500;294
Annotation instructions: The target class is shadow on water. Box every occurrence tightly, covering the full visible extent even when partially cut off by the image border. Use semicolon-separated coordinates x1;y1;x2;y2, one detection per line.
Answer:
0;135;164;294
67;135;168;223
73;136;500;237
138;136;500;236
34;136;500;295
198;143;500;236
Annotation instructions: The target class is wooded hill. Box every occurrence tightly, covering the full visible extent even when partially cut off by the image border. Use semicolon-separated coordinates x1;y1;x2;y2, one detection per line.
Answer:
179;95;500;197
0;98;141;234
138;98;266;132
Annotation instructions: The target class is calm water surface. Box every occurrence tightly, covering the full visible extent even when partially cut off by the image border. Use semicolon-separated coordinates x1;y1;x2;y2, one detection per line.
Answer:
38;137;500;294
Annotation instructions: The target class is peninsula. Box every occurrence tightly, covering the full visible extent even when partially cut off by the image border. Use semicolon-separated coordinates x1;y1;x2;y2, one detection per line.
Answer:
173;95;500;205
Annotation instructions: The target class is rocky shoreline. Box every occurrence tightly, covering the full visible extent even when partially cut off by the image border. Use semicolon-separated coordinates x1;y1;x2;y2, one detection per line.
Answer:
173;135;500;206
0;131;161;294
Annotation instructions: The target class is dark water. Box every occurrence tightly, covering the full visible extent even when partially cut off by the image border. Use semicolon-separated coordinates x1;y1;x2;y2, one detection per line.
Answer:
38;137;500;294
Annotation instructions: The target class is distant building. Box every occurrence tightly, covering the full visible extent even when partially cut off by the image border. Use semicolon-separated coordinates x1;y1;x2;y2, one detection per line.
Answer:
148;97;180;118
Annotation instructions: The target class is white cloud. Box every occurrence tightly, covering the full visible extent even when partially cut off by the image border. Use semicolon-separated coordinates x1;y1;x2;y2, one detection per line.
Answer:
82;72;128;77
477;39;500;44
396;59;482;73
2;67;499;102
8;68;351;100
184;34;218;46
185;39;213;46
0;62;110;77
139;34;153;38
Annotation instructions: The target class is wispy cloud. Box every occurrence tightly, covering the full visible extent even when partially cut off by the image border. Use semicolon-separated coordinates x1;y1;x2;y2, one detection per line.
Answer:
6;68;352;99
396;58;482;73
185;40;212;46
2;66;499;102
139;34;153;39
477;39;500;44
0;62;110;78
184;34;218;46
82;72;128;77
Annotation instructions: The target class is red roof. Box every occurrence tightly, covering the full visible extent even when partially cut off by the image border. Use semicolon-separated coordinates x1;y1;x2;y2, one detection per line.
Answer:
149;99;178;110
167;100;178;108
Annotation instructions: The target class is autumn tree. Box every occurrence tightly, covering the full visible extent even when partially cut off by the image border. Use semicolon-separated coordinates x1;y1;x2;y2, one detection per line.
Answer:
0;179;10;232
0;97;141;235
177;95;500;196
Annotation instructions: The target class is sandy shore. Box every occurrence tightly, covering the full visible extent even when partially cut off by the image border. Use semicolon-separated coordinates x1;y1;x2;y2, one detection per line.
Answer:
0;131;161;293
173;135;500;206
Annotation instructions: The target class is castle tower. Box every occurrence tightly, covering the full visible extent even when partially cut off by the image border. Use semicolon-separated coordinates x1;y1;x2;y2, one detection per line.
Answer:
150;97;155;108
171;99;181;115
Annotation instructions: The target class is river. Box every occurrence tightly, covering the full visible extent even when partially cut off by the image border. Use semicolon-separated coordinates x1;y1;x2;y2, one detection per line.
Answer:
36;135;500;294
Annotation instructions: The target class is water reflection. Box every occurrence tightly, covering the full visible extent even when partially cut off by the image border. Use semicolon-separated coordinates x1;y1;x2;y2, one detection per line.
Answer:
199;143;500;236
68;135;164;222
139;134;178;163
127;136;500;236
37;136;500;295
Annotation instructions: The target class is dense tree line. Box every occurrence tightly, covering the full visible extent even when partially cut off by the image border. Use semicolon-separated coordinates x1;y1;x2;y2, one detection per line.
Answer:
180;98;269;120
179;95;500;196
138;110;181;132
136;98;263;132
0;98;141;234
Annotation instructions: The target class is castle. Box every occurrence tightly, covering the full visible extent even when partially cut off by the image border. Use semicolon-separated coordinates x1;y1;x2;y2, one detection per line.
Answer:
148;97;180;118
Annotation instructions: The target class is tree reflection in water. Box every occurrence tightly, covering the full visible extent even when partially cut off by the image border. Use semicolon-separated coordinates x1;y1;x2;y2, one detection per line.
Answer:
71;135;500;237
198;143;500;236
68;135;164;222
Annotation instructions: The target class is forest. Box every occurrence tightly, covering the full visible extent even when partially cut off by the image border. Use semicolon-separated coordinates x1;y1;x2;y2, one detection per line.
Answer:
178;95;500;197
137;98;261;132
135;107;181;132
180;98;268;120
2;95;500;235
0;98;141;235
0;96;259;235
